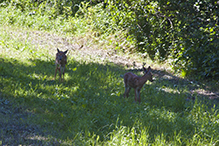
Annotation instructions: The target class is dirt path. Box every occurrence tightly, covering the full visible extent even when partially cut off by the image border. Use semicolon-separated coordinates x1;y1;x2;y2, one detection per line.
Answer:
3;26;219;98
3;27;146;68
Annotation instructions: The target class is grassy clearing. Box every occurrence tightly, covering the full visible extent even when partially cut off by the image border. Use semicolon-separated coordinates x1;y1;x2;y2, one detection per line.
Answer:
1;25;219;145
0;5;219;145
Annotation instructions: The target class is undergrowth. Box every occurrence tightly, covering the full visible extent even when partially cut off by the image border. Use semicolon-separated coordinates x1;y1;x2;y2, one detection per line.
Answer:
0;3;219;146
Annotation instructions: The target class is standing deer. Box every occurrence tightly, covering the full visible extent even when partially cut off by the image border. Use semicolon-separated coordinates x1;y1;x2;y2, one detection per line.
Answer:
54;48;68;82
123;66;153;103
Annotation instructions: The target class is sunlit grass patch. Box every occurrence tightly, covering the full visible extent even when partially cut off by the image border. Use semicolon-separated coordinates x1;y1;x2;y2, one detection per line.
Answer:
1;46;219;145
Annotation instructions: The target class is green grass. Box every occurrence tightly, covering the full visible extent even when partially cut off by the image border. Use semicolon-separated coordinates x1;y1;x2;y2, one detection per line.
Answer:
0;5;219;146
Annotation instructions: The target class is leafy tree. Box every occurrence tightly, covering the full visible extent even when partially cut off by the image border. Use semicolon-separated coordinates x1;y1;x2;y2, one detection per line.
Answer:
107;0;219;78
1;0;218;78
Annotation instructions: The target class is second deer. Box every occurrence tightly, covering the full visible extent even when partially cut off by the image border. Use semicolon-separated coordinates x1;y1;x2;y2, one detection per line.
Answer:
123;66;153;103
54;48;68;82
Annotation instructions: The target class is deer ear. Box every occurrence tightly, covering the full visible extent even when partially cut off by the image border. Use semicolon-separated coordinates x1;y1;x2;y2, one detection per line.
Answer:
57;48;60;53
64;50;68;54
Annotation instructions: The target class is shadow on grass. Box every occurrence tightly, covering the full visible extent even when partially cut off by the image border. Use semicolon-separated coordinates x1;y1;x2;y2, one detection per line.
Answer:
0;56;218;144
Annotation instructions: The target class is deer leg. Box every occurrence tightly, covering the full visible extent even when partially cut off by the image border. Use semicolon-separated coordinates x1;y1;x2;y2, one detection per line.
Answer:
61;66;65;81
57;68;61;82
124;87;128;98
138;89;141;103
126;87;131;98
62;72;65;81
124;86;131;98
135;89;137;102
135;89;141;103
54;67;58;80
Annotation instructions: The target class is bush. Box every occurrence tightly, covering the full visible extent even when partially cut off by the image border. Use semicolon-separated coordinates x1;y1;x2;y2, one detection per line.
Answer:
1;0;218;79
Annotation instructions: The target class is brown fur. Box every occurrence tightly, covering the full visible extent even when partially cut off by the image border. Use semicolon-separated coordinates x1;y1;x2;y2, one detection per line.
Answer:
123;66;153;103
54;48;68;82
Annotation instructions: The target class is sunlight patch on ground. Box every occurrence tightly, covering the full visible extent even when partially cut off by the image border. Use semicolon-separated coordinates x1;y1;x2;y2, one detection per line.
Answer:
156;86;180;94
191;89;219;99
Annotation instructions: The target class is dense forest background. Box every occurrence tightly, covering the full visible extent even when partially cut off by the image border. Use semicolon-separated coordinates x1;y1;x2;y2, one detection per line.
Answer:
1;0;219;79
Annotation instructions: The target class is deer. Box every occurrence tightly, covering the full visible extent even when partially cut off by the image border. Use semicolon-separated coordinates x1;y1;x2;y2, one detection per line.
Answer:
54;48;68;82
123;66;153;103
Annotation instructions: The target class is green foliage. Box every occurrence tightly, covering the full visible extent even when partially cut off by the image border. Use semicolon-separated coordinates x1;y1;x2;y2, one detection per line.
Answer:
85;0;219;79
1;25;219;145
168;0;219;79
111;0;219;78
1;0;218;78
1;0;85;17
74;1;136;51
0;2;218;143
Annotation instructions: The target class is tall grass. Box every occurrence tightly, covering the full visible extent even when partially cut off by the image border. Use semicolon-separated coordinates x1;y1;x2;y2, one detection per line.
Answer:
0;3;219;145
0;2;135;52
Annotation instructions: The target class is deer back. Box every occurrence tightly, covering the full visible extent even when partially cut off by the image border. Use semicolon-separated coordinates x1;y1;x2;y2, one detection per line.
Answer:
124;66;153;89
124;72;140;88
